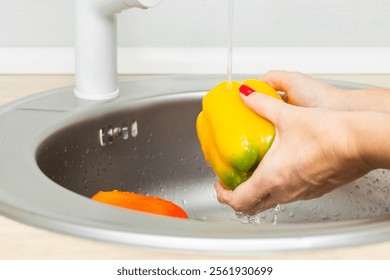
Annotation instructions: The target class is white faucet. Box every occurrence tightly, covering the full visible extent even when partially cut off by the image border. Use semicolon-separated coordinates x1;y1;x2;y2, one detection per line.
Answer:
74;0;162;100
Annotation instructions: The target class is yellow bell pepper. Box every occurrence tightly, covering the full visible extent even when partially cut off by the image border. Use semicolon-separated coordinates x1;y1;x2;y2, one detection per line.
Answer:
196;80;282;190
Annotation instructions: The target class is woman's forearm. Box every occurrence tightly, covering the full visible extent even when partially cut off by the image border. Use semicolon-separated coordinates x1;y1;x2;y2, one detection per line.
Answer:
334;88;390;113
261;71;390;113
349;110;390;169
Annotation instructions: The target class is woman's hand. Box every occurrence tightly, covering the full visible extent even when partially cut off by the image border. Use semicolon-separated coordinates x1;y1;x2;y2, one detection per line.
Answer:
261;70;341;109
214;90;371;215
262;70;390;113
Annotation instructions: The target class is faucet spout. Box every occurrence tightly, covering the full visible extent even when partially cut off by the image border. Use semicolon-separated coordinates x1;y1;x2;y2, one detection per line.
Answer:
74;0;162;100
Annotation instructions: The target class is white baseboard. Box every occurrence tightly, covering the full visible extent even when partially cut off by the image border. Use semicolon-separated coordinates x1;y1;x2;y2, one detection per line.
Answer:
1;47;390;74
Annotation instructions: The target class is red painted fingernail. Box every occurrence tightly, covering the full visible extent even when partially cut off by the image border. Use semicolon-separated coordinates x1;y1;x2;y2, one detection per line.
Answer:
239;84;256;96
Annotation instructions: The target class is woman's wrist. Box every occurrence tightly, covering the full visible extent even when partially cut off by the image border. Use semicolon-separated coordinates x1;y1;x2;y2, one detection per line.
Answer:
346;111;390;170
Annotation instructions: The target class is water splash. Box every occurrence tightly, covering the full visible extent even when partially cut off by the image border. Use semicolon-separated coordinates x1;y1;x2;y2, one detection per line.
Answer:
272;204;281;225
235;211;261;224
234;204;281;225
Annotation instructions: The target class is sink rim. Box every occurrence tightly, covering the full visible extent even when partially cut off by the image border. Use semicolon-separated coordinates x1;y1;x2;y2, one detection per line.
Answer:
1;75;389;254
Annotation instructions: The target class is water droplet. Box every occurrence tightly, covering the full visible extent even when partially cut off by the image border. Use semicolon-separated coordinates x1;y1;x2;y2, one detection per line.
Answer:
320;213;329;220
272;204;281;225
289;211;295;218
181;199;187;205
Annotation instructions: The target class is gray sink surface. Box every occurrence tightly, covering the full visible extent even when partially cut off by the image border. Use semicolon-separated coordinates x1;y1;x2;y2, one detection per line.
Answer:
0;75;389;254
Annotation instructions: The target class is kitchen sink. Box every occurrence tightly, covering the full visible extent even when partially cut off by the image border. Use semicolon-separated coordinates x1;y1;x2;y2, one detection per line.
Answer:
0;75;389;254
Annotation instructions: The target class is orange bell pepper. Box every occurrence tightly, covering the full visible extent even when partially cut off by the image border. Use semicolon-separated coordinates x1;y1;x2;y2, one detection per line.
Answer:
92;190;188;219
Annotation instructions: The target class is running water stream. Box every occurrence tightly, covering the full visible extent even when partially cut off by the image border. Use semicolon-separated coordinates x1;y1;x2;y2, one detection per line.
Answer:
227;0;281;225
227;0;234;90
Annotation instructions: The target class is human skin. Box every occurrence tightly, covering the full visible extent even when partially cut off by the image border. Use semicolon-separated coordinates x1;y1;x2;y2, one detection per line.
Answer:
261;70;390;113
214;70;390;215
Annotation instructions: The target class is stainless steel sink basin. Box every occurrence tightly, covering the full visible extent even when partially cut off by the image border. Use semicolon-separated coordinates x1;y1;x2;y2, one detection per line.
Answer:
0;75;390;254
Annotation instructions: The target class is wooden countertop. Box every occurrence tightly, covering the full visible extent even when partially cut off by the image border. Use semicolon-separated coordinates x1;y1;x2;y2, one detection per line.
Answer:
1;74;390;259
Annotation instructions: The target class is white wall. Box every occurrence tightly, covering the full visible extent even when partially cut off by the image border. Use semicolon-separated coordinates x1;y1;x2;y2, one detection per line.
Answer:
1;0;390;74
1;0;390;47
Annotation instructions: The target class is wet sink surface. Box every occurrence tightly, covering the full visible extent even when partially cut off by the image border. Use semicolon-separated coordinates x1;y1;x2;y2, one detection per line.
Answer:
1;75;390;253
